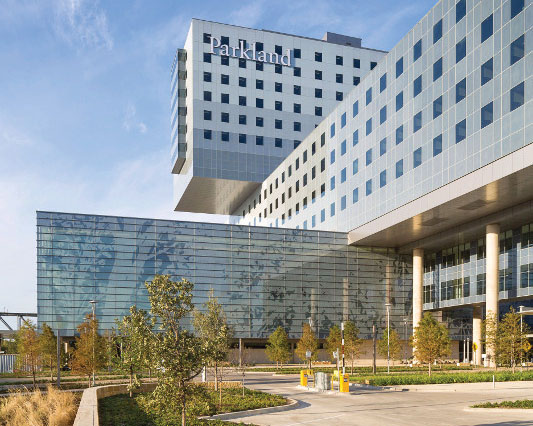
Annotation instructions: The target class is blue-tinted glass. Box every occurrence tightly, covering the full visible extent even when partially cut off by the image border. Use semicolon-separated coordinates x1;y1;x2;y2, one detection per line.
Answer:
379;170;386;188
366;118;372;136
341;140;346;156
511;0;524;19
321;209;325;222
380;106;387;124
366;179;372;196
380;73;387;92
413;39;422;62
353;101;359;117
330;149;335;164
366;148;372;165
222;132;229;142
481;58;493;85
396;91;403;111
510;82;524;111
433;134;442;156
341;168;346;183
456;119;466;143
341;196;346;211
456;78;466;103
353;130;359;146
380;138;386;156
396;57;403;77
341;112;346;128
433;96;443;119
239;133;246;144
330;202;335;217
330;123;335;138
330;176;335;190
366;88;372;105
433;19;443;43
481;14;493;43
395;160;403;178
511;35;525;65
396;125;403;145
456;37;466;63
413;148;422;168
456;0;466;23
481;102;493;128
414;75;422;97
352;188;359;203
352;159;359;174
413;111;422;132
433;58;443;81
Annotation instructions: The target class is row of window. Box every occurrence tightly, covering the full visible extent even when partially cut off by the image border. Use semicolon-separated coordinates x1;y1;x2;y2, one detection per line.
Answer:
203;113;303;131
202;90;345;105
203;131;300;148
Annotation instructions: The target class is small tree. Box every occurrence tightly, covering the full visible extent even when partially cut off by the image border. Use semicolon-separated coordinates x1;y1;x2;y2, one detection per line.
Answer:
295;323;318;369
410;312;451;376
193;290;231;393
16;320;41;389
147;274;205;426
71;314;107;387
265;326;292;368
39;323;57;382
117;306;155;396
377;327;402;366
324;325;341;364
344;321;363;374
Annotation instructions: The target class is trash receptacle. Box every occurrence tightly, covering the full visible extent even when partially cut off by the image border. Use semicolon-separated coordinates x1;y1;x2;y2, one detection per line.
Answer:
339;374;350;392
300;370;308;387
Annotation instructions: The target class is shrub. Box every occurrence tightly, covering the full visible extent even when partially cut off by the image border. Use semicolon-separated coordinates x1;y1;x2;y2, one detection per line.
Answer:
472;400;533;409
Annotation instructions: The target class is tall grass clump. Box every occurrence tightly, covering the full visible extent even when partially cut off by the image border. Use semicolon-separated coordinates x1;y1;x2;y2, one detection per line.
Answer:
0;385;79;426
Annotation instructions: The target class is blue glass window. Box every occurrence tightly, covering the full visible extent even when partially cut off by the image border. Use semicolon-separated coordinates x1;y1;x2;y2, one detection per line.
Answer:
353;129;359;146
341;140;347;156
511;0;524;19
366;88;372;105
221;131;229;142
433;58;443;81
366;118;372;136
353;58;360;68
456;119;466;143
353;101;359;117
312;215;316;228
481;102;493;128
341;196;346;211
366;179;372;196
321;209;325;222
396;160;403;178
396;126;404;145
511;35;525;65
433;19;443;43
413;147;422;168
413;111;422;132
203;52;211;63
481;58;493;85
413;39;422;62
275;138;282;148
380;73;387;92
380;138;386;156
330;202;335;217
204;129;212;139
456;37;466;63
433;96;443;119
380;106;387;124
330;149;336;164
255;135;263;145
366;148;372;165
396;91;403;111
414;75;422;97
341;112;346;128
330;123;335;138
481;14;493;43
379;170;386;188
256;98;264;108
239;133;246;144
352;158;359;175
456;0;466;23
396;57;403;78
330;176;335;190
510;82;524;111
341;168;346;183
433;134;442;156
456;78;466;103
352;188;359;203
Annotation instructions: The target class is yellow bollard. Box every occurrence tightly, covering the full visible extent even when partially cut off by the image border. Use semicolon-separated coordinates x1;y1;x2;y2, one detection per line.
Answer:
339;374;350;392
300;370;308;387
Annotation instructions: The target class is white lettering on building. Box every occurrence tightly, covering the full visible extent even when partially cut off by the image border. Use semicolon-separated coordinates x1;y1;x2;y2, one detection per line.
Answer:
209;37;292;67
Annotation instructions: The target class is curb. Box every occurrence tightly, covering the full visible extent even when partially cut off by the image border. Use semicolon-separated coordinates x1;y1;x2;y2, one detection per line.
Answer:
464;407;533;414
198;397;299;420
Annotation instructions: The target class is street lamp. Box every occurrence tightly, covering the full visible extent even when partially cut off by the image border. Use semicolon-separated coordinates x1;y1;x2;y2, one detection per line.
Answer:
89;300;97;386
385;303;392;374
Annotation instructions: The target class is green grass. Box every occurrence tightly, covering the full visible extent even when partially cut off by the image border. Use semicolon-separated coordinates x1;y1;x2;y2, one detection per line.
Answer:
349;370;533;386
99;387;286;426
472;400;533;409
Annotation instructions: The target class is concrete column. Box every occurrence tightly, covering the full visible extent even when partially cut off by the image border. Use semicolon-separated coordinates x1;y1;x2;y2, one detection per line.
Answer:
472;305;482;366
485;223;500;367
412;249;424;334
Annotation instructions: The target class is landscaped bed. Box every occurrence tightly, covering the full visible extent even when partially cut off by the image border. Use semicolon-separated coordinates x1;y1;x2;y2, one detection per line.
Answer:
249;364;475;374
472;399;533;409
99;387;287;426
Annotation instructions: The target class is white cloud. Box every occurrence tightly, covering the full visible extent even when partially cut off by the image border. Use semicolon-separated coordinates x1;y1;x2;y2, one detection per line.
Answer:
122;103;148;134
53;0;113;50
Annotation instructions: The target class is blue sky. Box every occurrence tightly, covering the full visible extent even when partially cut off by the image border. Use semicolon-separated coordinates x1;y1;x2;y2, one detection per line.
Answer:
0;0;436;321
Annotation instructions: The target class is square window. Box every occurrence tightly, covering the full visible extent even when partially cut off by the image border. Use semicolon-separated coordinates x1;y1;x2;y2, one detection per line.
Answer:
413;147;422;168
239;77;246;87
414;75;422;97
239;114;246;125
275;45;282;55
275;119;282;129
256;61;263;71
396;57;403;77
275;82;282;92
396;159;403;178
256;135;263;145
221;112;229;123
256;79;263;90
352;158;359;174
353;76;360;86
336;91;343;101
341;168;346;183
413;39;422;62
203;52;211;63
315;52;322;62
256;98;264;108
239;133;246;144
341;140;346;156
256;117;263;127
294;122;301;132
274;64;282;74
380;73;387;92
433;96;443;119
353;58;360;68
203;71;211;82
294;85;301;95
481;102;493;128
456;0;466;23
203;110;211;120
481;14;493;43
336;73;343;83
239;58;246;68
433;134;442;156
481;58;493;85
366;88;372;105
315;88;322;98
510;82;524;111
366;118;372;136
294;103;301;114
275;138;282;148
380;170;386;187
294;67;301;77
396;91;403;111
294;48;301;58
366;148;372;165
380;106;387;124
341;196;346;211
315;70;322;80
366;179;372;195
353;100;359;117
221;93;229;103
380;138;386;156
203;33;211;43
352;188;359;203
204;129;212;140
275;101;282;111
433;19;443;43
203;91;211;101
221;36;229;45
456;119;466;143
396;125;404;145
221;131;229;142
221;55;229;66
433;58;443;81
315;106;322;116
370;61;377;70
336;55;343;65
413;111;422;132
239;96;246;106
456;78;466;103
456;37;466;63
353;129;359;146
511;35;524;65
221;74;229;84
511;0;524;19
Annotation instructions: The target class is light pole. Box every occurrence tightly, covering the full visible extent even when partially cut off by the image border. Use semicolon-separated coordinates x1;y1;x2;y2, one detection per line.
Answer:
89;300;97;387
385;303;392;374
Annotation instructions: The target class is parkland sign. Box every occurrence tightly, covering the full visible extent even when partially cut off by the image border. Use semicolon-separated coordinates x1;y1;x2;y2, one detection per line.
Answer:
209;37;292;67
